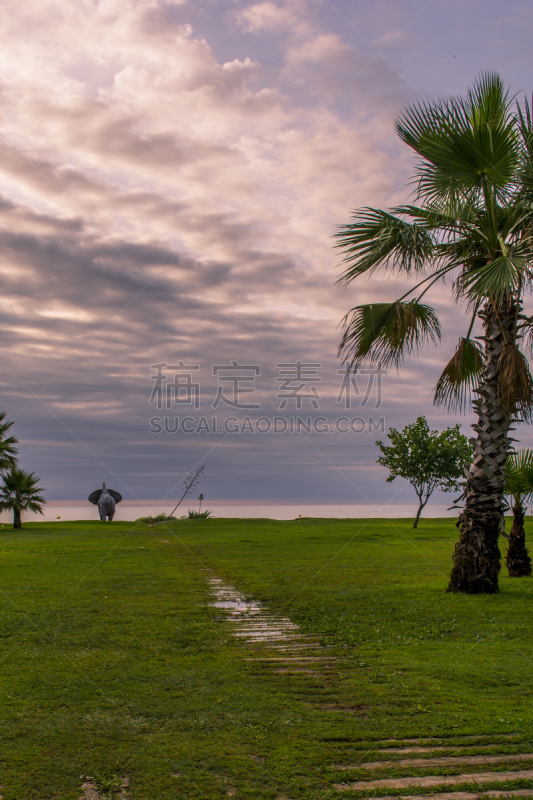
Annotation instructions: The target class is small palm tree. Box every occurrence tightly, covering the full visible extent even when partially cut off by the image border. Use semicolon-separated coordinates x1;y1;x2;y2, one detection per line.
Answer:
0;412;18;475
334;72;533;594
504;449;533;577
0;469;45;529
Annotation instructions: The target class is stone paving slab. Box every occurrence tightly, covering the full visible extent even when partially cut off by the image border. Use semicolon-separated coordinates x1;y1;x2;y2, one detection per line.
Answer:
243;656;340;661
371;791;533;800
378;736;520;745
334;768;533;791
274;668;318;674
336;754;533;771
374;745;514;755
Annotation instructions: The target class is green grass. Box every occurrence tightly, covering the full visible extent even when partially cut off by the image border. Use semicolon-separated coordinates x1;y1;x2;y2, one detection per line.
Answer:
1;515;533;798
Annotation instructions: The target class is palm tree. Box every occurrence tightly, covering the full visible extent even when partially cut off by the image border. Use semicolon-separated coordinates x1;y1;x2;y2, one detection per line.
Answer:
0;469;45;529
334;72;533;594
504;449;533;577
0;412;18;475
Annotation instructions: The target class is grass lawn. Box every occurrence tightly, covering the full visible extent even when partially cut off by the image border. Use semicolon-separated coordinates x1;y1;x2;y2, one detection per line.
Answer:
1;515;532;798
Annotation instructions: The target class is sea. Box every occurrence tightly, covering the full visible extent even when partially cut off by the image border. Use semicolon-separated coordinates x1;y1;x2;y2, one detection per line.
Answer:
0;500;460;524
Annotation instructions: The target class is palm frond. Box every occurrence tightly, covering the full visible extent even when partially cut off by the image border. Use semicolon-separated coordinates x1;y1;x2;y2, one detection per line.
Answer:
498;200;533;239
516;96;533;198
505;448;533;502
396;201;480;234
465;71;511;128
334;208;435;285
498;341;533;420
508;448;533;473
25;501;45;514
396;72;518;206
458;253;526;303
519;314;533;355
441;232;494;285
338;300;442;369
517;96;533;150
434;337;484;412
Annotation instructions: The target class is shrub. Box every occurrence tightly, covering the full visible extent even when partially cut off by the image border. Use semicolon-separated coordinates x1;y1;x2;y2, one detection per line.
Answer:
181;509;212;519
135;513;177;524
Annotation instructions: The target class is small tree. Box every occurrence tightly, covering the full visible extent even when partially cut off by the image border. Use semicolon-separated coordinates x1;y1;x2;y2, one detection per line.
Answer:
0;469;46;529
504;449;533;577
376;417;472;528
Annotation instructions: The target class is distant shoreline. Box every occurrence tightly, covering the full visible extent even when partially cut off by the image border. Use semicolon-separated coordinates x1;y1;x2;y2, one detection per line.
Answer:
0;500;463;523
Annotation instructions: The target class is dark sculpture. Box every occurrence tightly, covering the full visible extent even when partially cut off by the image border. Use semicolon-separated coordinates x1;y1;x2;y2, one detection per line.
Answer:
88;482;123;521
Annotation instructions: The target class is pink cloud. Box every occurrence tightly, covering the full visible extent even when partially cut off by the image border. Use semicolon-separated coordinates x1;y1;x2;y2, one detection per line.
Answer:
0;0;499;503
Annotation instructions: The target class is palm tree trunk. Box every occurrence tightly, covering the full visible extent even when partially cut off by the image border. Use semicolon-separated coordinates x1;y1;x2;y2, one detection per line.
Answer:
506;500;532;577
448;302;515;594
13;504;21;529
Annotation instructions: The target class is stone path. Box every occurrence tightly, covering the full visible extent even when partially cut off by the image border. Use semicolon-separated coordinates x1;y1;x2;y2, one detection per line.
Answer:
207;574;345;680
206;575;533;800
205;573;372;716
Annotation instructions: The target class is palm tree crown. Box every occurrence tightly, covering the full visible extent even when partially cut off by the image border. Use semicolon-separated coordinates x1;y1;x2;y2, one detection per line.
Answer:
504;449;533;577
0;469;45;529
334;72;533;594
505;449;533;506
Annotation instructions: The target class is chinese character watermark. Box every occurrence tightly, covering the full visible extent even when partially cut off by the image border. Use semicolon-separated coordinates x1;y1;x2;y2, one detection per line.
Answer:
148;359;386;433
212;361;261;409
149;361;201;410
336;364;385;409
276;361;322;410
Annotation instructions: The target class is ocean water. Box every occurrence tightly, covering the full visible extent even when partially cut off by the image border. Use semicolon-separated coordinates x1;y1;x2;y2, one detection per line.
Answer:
0;500;459;524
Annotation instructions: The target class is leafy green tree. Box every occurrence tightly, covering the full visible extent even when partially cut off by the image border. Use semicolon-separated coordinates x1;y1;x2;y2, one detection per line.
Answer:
0;469;45;529
0;411;18;475
504;449;533;577
376;417;471;528
334;72;533;593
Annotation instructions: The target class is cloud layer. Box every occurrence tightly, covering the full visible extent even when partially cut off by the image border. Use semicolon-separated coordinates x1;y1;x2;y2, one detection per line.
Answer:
0;0;531;509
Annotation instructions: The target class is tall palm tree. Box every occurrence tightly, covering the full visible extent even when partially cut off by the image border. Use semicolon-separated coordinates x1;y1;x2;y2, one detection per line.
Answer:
0;411;18;475
504;449;533;577
0;469;45;529
334;73;533;594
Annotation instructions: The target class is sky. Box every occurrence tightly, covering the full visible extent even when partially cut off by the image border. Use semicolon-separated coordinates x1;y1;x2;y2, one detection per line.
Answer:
2;0;533;508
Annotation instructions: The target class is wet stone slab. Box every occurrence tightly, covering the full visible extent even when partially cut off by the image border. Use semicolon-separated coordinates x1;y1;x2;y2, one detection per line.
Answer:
208;576;322;654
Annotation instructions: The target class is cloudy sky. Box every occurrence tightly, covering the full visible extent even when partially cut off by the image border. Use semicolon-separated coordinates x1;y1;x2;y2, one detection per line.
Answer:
1;0;533;508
